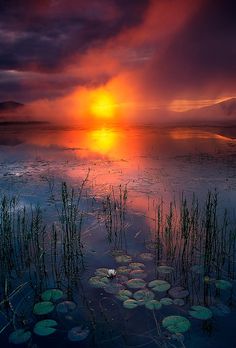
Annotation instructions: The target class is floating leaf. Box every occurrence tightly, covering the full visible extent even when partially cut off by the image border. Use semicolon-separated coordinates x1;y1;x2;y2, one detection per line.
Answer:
89;276;109;288
173;299;185;306
145;300;162;310
95;268;109;276
34;319;57;336
116;290;132;301
169;287;189;299
130;269;147;279
162;316;191;334
157;266;174;274
210;303;231;317
103;282;124;294
127;278;146;289
123;299;139;309
117;266;130;275
115;255;132;263
139;253;154;261
148;280;170;292
33;301;54;315
133;289;154;303
56;301;76;313
41;289;63;301
9;329;31;344
215;280;232;290
160;298;173;306
129;262;145;270
191;264;204;274
189;306;212;320
68;326;89;342
117;275;129;283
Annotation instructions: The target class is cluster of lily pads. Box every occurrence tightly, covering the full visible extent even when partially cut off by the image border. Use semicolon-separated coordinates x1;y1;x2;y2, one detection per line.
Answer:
89;252;233;335
8;289;90;345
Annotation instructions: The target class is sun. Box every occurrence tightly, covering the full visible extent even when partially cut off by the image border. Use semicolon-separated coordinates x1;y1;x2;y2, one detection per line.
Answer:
90;89;116;119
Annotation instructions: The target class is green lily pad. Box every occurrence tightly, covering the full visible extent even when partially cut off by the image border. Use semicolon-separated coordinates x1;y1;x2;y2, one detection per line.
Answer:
41;289;63;301
162;316;191;334
123;299;139;309
148;280;170;292
189;306;212;320
115;254;132;263
169;287;189;299
157;266;174;274
34;319;57;336
56;301;76;313
117;266;130;275
160;297;173;306
173;299;185;306
215;280;232;290
127;278;146;289
89;276;109;288
130;269;147;279
68;326;90;341
103;282;124;294
145;300;162;310
139;253;154;261
116;289;132;301
9;329;31;344
133;289;154;303
33;301;54;315
129;262;145;270
95;268;109;276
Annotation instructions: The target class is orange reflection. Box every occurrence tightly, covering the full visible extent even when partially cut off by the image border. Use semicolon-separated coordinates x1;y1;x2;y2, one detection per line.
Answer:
86;128;117;155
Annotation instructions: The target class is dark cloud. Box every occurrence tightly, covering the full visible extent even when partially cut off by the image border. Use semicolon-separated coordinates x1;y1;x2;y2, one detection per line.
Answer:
145;0;236;99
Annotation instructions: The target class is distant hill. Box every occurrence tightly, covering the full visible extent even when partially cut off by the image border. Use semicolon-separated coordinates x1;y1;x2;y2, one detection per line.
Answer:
0;101;24;112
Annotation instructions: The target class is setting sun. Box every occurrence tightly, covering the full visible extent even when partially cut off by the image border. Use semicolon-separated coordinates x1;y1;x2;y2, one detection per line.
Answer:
90;90;116;119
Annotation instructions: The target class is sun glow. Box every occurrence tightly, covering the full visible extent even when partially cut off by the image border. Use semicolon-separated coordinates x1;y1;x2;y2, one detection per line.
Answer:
90;90;116;119
88;128;117;154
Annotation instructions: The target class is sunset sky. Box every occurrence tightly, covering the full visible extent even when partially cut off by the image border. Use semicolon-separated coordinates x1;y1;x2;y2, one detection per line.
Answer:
0;0;235;123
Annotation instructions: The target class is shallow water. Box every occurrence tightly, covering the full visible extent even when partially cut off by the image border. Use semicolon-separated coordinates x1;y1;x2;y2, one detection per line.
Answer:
0;124;236;347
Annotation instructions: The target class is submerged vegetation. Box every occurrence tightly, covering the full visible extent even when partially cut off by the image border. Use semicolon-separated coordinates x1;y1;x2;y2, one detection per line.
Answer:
0;181;236;347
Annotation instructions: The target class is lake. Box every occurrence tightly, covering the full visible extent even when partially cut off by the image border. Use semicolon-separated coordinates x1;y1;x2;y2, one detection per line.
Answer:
0;124;236;348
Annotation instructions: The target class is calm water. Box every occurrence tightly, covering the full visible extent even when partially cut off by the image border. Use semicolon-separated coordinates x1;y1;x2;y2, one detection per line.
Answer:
1;124;236;347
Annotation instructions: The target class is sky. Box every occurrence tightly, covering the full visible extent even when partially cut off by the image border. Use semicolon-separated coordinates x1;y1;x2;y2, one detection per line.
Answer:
0;0;235;124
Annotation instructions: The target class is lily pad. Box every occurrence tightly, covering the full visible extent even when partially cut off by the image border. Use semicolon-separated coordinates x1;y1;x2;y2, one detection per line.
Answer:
162;316;191;334
130;269;147;279
139;253;154;261
160;297;173;306
157;266;174;274
68;326;90;342
189;306;212;320
191;264;204;274
41;289;63;301
129;262;145;270
95;268;109;276
117;266;130;275
169;287;189;299
148;280;170;292
210;303;231;317
89;276;109;288
116;289;132;301
173;299;185;306
33;301;54;315
145;300;162;310
215;280;232;290
115;254;132;263
123;299;139;309
56;301;76;313
133;289;154;303
9;329;31;344
103;282;124;294
127;278;146;289
34;319;57;336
